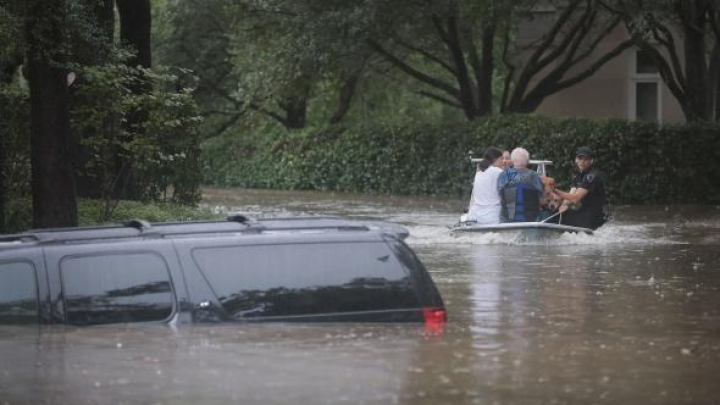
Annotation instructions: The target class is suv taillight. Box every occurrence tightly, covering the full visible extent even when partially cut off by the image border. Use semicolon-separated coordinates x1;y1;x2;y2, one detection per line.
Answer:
423;307;447;324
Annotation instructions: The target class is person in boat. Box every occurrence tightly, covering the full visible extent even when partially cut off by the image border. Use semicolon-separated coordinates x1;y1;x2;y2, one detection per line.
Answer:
551;146;606;230
466;147;505;224
497;147;544;222
502;150;512;170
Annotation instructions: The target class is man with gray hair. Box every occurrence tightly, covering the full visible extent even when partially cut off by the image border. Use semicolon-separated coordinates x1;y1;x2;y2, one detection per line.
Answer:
497;147;544;222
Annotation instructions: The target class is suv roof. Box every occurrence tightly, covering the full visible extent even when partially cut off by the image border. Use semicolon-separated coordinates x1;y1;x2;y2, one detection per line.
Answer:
0;215;410;248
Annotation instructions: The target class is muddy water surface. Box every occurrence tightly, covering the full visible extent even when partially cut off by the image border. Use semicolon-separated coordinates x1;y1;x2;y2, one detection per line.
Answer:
2;187;720;405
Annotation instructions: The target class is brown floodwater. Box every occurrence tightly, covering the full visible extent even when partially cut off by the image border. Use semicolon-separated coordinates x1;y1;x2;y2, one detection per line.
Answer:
2;187;719;405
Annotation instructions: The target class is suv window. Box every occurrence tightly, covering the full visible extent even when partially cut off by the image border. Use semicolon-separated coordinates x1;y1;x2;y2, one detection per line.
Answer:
193;242;420;319
60;253;174;325
0;261;39;324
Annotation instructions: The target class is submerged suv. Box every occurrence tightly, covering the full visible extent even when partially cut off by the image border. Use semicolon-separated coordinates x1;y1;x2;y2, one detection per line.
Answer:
0;216;446;326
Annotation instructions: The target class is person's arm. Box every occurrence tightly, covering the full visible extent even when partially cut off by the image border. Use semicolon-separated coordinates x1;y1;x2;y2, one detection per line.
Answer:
532;174;544;193
553;187;582;213
553;187;587;204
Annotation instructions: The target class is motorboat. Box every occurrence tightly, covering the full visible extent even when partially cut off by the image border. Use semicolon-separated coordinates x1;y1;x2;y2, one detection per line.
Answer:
450;220;593;237
450;156;594;238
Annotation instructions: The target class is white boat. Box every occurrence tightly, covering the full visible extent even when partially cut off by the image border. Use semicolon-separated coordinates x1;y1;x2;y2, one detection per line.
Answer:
450;221;593;237
451;156;594;238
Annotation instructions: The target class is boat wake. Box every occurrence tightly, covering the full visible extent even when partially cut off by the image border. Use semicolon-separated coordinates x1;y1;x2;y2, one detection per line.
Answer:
405;222;686;246
202;201;699;247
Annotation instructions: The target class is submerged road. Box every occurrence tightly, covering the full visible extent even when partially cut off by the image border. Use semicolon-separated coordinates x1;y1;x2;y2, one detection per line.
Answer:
1;187;719;405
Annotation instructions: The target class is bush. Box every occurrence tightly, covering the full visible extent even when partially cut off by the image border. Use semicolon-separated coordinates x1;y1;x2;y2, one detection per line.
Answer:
0;85;31;233
203;115;720;205
70;63;204;206
1;197;220;234
77;199;219;225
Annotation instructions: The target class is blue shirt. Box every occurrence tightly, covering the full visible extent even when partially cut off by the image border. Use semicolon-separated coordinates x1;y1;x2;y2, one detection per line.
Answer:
496;168;543;193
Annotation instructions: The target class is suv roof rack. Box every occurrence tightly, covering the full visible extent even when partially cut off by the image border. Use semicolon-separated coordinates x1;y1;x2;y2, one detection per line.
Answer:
1;216;408;247
0;234;40;244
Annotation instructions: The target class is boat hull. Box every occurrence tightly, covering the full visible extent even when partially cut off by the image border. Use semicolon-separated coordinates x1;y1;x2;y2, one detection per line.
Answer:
450;222;594;237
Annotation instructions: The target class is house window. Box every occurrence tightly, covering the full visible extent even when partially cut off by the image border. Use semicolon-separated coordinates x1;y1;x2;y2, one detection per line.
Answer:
636;49;658;74
636;82;659;122
630;49;662;123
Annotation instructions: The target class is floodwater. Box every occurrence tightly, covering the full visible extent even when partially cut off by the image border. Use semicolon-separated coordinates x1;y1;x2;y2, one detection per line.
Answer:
2;187;720;405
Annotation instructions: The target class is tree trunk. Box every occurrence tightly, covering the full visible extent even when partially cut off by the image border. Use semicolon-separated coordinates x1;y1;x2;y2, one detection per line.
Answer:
280;97;307;130
94;0;115;41
0;55;22;233
115;0;152;200
26;0;78;229
441;17;478;119
0;137;5;233
330;73;360;124
116;0;152;69
477;23;495;116
28;62;78;228
716;71;720;120
682;3;710;122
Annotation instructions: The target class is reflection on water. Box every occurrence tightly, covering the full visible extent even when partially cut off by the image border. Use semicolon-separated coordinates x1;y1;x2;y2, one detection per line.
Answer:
2;187;720;404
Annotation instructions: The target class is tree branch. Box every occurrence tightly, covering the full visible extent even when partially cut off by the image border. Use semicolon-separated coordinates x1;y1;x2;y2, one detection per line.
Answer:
204;112;243;139
709;3;720;41
367;39;460;99
652;24;686;90
527;0;585;71
330;72;361;124
477;22;496;115
536;2;595;69
414;90;463;108
500;27;515;113
249;102;288;127
510;0;587;107
201;109;241;117
639;43;688;106
569;15;620;66
394;37;456;74
432;15;452;48
554;39;635;92
444;16;477;117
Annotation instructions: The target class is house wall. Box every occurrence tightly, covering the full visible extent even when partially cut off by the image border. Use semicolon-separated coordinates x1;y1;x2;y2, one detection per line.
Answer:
519;15;686;123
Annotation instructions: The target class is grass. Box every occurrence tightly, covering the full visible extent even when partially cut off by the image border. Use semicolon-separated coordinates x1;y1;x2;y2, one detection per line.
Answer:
78;199;221;225
2;197;222;234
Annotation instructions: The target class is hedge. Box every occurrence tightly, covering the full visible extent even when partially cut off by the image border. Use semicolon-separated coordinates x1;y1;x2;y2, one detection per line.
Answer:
202;115;720;205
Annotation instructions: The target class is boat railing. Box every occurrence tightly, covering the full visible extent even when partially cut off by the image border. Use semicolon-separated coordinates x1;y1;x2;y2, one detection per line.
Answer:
469;157;553;176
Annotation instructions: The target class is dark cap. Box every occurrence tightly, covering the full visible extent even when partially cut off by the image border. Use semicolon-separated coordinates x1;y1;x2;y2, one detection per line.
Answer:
576;146;594;158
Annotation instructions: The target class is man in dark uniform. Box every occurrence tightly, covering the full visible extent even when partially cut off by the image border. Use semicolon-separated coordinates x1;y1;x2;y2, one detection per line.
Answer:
551;146;606;230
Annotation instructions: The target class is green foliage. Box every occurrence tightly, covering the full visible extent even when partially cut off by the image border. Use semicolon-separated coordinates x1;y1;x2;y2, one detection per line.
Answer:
70;62;204;206
0;85;30;186
0;2;23;55
22;0;113;65
202;115;720;204
77;199;220;226
0;197;219;233
0;85;30;231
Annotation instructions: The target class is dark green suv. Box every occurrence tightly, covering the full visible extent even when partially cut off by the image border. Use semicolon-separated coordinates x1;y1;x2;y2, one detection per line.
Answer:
0;216;446;326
